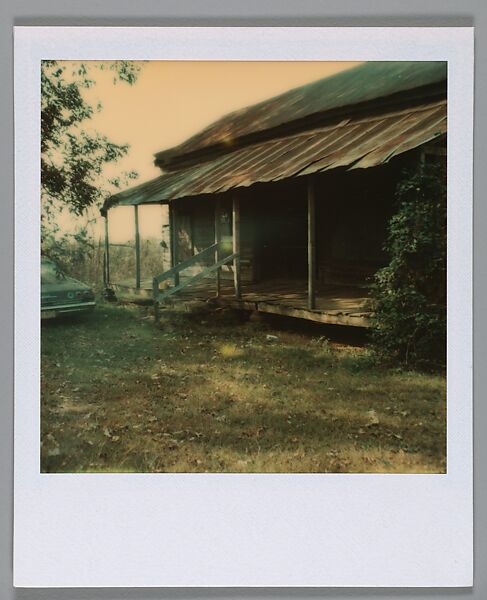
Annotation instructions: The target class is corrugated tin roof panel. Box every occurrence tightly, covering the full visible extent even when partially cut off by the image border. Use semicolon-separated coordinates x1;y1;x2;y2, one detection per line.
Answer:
104;100;446;213
154;61;446;165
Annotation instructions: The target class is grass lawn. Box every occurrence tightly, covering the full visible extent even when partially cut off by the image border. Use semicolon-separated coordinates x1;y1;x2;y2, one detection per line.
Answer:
41;302;446;473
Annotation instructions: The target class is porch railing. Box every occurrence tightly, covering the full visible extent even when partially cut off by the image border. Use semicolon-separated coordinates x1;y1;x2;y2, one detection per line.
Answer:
152;242;238;309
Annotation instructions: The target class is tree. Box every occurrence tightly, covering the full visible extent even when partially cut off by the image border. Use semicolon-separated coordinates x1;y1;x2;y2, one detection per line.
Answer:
41;60;141;230
370;158;447;370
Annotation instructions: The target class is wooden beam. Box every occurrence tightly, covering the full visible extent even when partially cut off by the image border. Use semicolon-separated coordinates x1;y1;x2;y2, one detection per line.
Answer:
212;298;371;328
307;178;316;310
214;198;222;297
169;203;180;288
157;253;237;302
152;277;160;322
232;196;241;300
104;214;110;286
154;243;218;284
134;205;141;289
418;147;426;172
422;145;447;157
253;302;370;328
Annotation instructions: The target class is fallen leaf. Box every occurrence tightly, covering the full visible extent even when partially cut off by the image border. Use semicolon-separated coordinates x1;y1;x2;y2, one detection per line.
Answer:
366;410;380;426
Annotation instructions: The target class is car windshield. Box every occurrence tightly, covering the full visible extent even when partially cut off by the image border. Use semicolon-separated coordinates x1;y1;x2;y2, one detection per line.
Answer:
41;261;66;284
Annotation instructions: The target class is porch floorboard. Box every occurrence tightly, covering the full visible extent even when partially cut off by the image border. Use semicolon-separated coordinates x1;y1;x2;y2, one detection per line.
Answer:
112;277;373;328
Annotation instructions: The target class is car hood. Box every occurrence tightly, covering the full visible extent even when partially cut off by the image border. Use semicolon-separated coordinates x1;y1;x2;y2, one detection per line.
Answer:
41;276;92;294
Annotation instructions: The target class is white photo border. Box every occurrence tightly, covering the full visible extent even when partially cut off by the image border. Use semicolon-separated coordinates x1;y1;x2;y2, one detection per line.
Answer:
14;26;473;588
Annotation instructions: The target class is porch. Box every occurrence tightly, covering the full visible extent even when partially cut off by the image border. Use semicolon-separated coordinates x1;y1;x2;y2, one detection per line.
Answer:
104;174;383;329
111;276;372;328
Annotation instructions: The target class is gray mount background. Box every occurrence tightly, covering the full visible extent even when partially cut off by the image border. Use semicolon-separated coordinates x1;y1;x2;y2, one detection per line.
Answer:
1;1;485;599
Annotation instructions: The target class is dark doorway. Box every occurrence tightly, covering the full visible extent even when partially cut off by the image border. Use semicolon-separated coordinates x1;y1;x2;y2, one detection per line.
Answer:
254;183;308;280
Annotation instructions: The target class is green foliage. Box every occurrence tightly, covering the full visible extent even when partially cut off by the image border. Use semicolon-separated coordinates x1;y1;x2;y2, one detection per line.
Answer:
371;158;446;369
41;223;104;286
42;224;169;290
41;60;140;225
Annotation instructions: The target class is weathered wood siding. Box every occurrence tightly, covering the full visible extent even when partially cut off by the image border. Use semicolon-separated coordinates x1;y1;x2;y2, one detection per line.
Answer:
173;195;255;281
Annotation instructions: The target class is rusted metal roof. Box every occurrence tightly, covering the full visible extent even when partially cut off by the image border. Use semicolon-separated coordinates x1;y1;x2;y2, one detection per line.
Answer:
103;100;446;213
154;61;446;169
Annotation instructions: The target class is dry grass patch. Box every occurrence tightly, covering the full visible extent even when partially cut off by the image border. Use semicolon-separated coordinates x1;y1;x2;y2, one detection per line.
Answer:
41;302;446;473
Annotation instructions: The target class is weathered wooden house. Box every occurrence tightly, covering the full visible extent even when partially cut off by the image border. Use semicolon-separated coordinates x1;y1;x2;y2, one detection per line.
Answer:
102;61;447;327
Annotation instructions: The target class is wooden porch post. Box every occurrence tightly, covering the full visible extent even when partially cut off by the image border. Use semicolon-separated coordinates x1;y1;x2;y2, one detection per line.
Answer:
104;213;110;287
307;178;316;310
169;203;180;288
214;197;222;297
134;205;141;289
232;195;242;300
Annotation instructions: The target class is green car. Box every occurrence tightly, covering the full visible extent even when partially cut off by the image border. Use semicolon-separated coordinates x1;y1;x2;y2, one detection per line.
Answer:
41;257;96;319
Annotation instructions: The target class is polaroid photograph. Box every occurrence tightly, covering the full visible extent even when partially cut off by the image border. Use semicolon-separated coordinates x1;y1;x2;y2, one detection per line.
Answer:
14;26;473;587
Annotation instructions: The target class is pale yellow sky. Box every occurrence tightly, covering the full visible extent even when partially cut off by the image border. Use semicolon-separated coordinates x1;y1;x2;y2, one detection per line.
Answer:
58;60;360;242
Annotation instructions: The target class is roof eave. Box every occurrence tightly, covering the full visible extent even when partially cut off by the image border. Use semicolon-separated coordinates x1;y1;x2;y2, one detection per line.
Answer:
154;81;447;172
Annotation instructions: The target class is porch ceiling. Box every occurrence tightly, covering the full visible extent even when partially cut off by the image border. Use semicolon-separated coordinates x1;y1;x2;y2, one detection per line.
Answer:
102;99;446;214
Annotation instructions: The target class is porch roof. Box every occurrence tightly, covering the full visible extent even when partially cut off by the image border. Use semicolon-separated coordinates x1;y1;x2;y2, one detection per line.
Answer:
102;99;446;214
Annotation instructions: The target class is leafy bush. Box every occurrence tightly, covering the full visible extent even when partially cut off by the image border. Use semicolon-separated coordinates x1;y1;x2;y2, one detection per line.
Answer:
371;159;446;369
